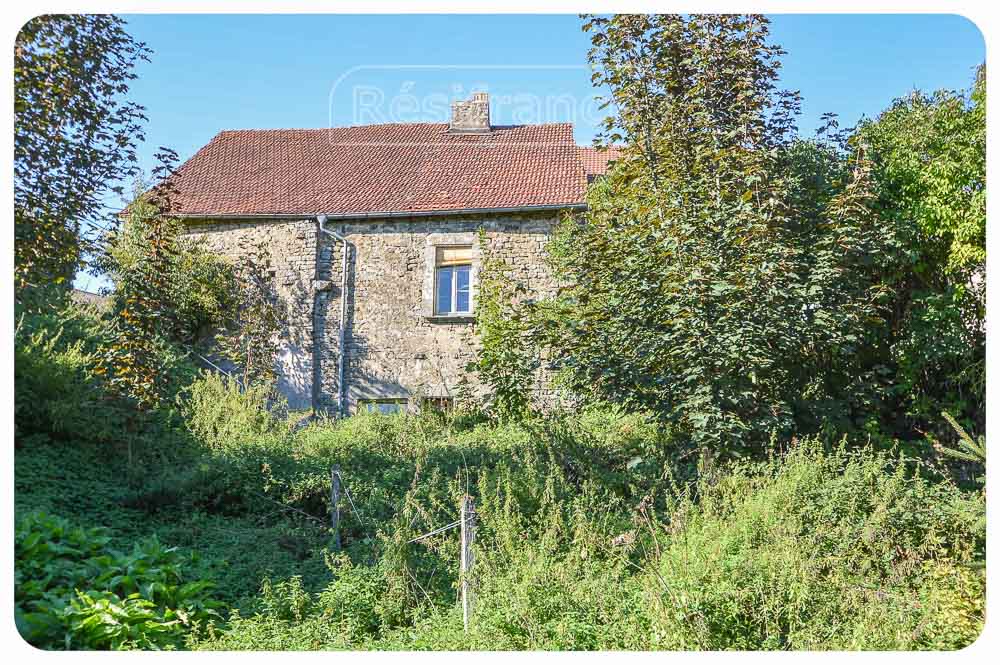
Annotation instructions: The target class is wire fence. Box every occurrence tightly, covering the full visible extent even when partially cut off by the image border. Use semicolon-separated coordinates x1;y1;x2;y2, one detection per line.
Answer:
325;466;477;631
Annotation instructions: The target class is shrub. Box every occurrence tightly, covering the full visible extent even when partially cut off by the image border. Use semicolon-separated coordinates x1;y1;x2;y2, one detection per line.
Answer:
98;171;239;350
181;372;282;451
14;308;124;447
14;302;199;470
469;231;538;422
643;440;985;649
15;512;222;650
188;429;983;651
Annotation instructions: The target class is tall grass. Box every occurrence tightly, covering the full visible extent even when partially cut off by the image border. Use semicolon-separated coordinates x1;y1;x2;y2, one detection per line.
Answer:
15;303;986;651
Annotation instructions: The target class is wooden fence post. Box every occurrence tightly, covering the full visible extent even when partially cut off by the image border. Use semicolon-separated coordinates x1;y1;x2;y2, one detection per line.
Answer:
331;465;341;550
460;495;476;632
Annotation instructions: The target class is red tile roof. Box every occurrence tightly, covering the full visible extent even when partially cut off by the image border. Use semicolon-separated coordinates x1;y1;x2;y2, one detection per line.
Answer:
170;123;590;217
579;146;623;181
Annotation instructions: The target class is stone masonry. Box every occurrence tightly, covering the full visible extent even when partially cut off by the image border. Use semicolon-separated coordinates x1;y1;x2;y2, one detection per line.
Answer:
183;211;561;414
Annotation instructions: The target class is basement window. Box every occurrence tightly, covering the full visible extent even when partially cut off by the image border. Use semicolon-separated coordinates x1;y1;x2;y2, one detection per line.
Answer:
360;399;408;415
422;397;454;413
359;397;453;415
434;246;472;315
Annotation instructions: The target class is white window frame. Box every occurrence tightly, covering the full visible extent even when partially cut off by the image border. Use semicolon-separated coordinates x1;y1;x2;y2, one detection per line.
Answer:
435;263;472;315
421;233;480;319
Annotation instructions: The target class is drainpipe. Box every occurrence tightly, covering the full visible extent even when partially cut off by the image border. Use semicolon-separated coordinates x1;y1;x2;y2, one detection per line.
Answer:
316;215;351;417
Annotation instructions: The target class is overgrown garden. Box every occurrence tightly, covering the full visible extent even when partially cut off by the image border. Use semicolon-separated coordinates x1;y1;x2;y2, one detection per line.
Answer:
13;14;986;650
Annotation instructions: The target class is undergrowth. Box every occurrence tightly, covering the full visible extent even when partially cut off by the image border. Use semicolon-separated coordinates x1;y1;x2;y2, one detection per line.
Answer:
14;302;986;651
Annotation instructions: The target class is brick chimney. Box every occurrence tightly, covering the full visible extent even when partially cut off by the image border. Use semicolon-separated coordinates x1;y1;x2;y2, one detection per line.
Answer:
449;92;490;133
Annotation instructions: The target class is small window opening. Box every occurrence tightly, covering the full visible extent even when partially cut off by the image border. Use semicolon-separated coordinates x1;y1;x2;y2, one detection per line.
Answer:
434;246;472;315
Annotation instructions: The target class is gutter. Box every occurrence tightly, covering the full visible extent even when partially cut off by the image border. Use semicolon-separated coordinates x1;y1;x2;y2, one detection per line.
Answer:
174;203;587;222
315;215;351;418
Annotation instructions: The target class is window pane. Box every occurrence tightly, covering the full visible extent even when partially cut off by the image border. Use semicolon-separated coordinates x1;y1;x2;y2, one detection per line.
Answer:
456;265;470;312
436;266;453;313
362;401;405;414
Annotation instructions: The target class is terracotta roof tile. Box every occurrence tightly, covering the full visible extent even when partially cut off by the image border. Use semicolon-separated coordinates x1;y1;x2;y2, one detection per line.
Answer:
171;123;590;216
579;146;623;181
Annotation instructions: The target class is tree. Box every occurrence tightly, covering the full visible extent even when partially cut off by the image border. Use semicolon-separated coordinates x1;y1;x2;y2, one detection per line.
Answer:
539;15;899;453
99;155;282;397
100;190;237;349
96;152;186;414
468;232;537;422
859;66;985;279
15;15;149;308
212;242;285;389
854;67;986;432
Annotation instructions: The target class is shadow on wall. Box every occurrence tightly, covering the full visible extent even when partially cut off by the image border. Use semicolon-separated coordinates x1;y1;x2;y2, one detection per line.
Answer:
274;269;312;411
277;343;313;411
307;216;559;415
311;231;470;415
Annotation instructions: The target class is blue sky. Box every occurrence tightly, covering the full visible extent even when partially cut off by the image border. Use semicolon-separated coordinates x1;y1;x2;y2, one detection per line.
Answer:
76;13;984;291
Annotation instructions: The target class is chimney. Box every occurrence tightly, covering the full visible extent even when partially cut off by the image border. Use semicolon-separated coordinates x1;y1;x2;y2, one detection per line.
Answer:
449;92;490;133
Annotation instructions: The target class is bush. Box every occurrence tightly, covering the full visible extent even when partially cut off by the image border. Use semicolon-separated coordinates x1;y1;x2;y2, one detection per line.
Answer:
189;432;984;651
181;372;282;451
643;440;985;649
15;512;222;650
469;232;538;422
14;302;199;468
14;308;124;447
13;305;986;652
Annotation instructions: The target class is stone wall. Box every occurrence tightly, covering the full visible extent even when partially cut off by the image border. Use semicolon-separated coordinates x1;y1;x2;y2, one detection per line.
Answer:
183;218;320;410
183;211;562;414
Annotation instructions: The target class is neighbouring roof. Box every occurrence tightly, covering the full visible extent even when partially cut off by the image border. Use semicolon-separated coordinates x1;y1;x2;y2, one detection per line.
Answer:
71;289;109;309
579;146;623;182
169;123;591;217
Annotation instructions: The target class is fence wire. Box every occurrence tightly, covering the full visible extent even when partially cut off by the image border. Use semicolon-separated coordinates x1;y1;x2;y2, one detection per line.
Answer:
407;519;461;544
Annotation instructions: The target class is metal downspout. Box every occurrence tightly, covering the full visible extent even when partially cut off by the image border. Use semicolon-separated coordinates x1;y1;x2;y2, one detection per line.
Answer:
316;215;350;417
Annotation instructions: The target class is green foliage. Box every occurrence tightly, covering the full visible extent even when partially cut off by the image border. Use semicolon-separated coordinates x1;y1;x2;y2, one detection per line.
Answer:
14;301;197;454
542;15;900;452
97;165;190;413
540;16;984;450
101;191;237;348
14;310;986;652
15;512;221;650
644;441;984;649
931;412;985;487
468;231;538;422
182;372;282;451
858;65;985;277
15;308;124;447
186;431;984;651
212;241;286;387
938;412;985;466
853;68;986;431
98;175;283;409
15;15;149;306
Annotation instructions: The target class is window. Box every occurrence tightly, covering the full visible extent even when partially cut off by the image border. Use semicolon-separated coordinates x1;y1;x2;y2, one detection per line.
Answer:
422;397;454;413
435;246;472;315
360;399;407;415
359;397;453;415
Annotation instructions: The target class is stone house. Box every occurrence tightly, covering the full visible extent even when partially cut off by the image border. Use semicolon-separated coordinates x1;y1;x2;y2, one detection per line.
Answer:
170;93;618;414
